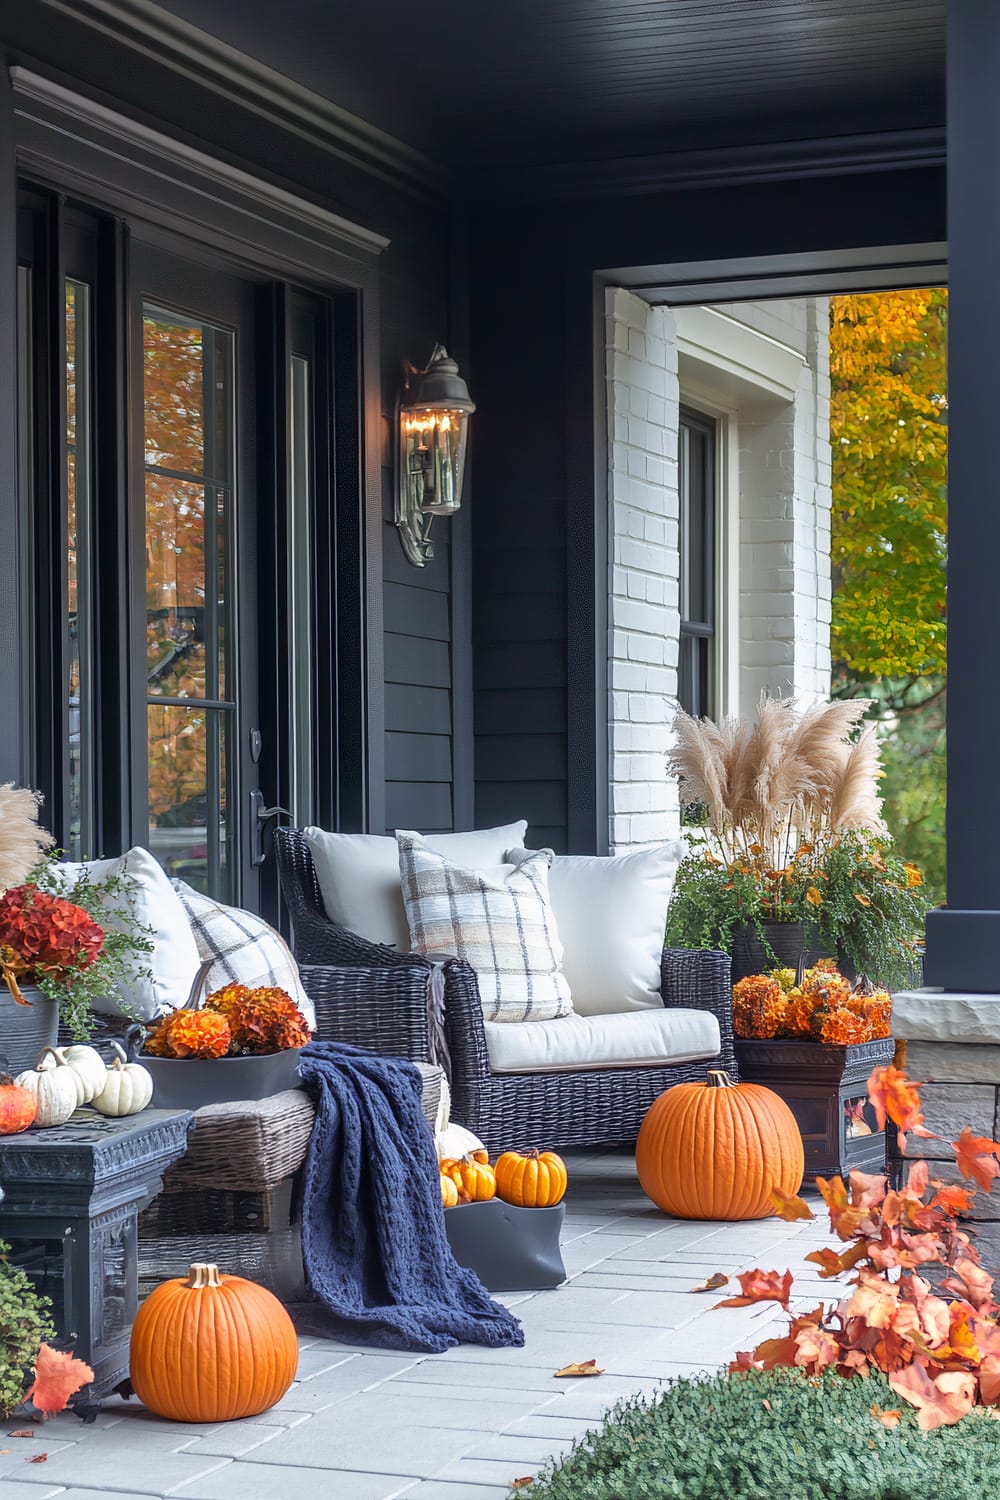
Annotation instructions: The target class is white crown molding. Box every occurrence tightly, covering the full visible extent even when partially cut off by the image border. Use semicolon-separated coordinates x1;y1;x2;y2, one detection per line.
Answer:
10;65;391;265
31;0;449;198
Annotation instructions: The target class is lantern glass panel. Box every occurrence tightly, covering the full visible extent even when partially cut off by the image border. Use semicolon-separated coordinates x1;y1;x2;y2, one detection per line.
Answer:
403;407;469;516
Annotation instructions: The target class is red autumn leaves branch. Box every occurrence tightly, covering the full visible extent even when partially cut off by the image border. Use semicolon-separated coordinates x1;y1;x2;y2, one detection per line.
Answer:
722;1064;1000;1430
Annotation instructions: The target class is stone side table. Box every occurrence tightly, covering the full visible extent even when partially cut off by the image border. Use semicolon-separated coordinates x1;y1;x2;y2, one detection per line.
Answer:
0;1108;191;1412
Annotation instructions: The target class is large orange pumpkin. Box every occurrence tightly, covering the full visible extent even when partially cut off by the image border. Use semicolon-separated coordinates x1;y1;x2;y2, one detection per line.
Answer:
636;1070;804;1220
129;1263;298;1422
494;1149;568;1208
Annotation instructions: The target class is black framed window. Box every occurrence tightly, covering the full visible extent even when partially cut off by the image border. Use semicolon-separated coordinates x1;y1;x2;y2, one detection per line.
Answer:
15;182;355;916
678;406;716;719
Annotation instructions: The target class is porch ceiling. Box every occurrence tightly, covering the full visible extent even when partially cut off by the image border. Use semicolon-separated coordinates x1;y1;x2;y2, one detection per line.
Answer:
150;0;944;174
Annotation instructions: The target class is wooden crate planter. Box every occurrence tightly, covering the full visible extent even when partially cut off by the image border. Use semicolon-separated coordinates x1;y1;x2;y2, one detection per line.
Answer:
734;1036;895;1179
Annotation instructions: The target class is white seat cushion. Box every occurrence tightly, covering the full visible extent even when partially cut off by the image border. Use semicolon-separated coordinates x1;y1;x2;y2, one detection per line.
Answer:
304;821;528;951
507;843;686;1015
484;1007;720;1074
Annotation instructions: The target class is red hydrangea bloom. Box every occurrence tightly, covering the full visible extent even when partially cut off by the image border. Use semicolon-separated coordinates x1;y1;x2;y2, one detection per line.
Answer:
0;884;104;982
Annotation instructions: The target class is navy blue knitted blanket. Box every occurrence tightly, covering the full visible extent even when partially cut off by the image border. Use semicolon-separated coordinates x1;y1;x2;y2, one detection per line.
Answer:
294;1041;524;1354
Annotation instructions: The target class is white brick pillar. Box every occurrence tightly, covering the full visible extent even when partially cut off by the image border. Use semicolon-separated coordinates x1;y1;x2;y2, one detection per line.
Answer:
605;288;681;852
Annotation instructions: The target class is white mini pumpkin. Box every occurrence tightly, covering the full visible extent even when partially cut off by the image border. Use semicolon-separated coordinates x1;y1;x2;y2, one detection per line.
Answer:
91;1043;153;1118
49;1044;107;1106
14;1046;79;1128
436;1121;488;1162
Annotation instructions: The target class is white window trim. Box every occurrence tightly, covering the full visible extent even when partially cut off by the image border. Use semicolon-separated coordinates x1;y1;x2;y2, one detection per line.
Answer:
676;381;740;722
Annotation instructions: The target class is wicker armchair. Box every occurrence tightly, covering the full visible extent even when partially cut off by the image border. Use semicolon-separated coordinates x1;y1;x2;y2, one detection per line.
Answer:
275;828;736;1155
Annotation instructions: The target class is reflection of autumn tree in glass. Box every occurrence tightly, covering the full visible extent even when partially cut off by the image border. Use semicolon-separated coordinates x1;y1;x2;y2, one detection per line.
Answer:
144;316;227;833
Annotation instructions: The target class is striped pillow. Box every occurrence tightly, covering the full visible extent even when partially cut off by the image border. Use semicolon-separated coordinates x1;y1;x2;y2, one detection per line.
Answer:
396;832;572;1023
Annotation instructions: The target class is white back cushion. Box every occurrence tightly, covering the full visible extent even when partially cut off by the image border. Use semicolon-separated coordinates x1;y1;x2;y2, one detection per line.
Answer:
509;842;685;1016
303;821;528;950
42;847;200;1019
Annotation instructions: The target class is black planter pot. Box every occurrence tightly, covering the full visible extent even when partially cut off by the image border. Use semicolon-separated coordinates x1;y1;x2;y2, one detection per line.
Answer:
734;1035;895;1177
730;922;808;984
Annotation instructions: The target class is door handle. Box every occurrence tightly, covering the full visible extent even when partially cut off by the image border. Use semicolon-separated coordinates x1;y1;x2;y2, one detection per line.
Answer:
250;789;292;867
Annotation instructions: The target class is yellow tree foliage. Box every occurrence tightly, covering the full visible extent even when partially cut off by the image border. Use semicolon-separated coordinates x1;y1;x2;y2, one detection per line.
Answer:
829;290;947;682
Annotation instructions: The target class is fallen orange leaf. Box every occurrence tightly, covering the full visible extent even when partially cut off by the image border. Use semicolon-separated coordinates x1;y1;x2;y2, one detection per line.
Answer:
28;1454;47;1464
511;1478;534;1489
553;1360;604;1378
8;1432;33;1439
23;1344;94;1415
870;1404;901;1428
690;1272;729;1293
769;1188;814;1222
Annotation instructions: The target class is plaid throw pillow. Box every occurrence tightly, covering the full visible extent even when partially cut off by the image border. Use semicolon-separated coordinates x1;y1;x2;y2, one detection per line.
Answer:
170;880;316;1029
396;832;572;1023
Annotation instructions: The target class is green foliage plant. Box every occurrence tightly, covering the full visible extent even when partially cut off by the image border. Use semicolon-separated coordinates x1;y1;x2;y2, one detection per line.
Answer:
0;1240;54;1419
519;1365;1000;1500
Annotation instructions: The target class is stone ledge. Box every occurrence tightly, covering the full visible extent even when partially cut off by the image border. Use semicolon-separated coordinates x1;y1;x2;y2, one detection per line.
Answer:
893;988;1000;1044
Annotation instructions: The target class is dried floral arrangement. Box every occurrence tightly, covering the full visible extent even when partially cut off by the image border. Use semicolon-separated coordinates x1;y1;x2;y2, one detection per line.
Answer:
144;983;311;1060
664;697;927;988
718;1065;1000;1431
0;785;54;893
733;961;892;1046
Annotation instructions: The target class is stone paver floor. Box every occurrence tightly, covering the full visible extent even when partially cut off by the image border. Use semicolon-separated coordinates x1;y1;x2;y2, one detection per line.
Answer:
0;1152;839;1500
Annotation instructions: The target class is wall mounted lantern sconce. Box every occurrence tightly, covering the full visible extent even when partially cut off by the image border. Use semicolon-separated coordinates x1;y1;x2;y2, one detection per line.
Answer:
395;344;475;566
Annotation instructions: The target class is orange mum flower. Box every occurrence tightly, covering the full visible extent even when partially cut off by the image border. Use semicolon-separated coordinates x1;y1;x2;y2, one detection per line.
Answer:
818;1008;872;1046
222;986;311;1054
148;1008;232;1059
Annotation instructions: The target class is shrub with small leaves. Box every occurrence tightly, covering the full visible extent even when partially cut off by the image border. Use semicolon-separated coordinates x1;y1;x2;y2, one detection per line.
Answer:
521;1366;1000;1500
0;1239;55;1418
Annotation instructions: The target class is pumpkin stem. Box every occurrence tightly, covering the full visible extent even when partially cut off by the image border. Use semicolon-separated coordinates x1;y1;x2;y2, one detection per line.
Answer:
185;1263;224;1289
34;1045;66;1070
519;1149;541;1159
706;1070;737;1089
109;1040;129;1065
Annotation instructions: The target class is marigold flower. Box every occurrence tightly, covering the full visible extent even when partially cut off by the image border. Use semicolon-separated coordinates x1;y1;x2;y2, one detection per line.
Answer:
147;1008;232;1059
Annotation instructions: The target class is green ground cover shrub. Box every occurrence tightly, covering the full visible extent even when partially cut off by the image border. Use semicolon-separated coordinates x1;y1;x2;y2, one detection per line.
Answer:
519;1366;1000;1500
0;1239;54;1418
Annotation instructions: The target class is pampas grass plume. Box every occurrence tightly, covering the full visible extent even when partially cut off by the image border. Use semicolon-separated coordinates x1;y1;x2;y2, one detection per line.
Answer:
0;784;55;892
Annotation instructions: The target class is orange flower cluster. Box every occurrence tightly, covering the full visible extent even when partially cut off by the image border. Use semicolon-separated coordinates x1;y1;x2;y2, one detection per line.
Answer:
145;1008;231;1059
144;984;311;1059
0;885;104;997
724;1067;1000;1432
733;963;891;1045
204;984;311;1055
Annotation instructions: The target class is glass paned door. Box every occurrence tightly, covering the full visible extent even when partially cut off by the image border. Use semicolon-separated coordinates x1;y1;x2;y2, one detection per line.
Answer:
133;246;258;906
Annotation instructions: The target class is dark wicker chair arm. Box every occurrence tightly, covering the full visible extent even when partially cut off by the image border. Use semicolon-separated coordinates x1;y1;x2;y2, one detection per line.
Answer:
299;963;435;1064
661;946;736;1072
275;827;411;971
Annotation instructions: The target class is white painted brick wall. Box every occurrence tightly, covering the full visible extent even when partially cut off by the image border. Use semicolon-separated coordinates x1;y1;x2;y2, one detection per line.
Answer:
606;287;681;851
605;288;833;853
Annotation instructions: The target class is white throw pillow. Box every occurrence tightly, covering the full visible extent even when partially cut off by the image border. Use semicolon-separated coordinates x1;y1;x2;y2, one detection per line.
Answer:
397;832;572;1023
171;880;316;1030
41;847;200;1019
303;821;528;950
507;842;686;1016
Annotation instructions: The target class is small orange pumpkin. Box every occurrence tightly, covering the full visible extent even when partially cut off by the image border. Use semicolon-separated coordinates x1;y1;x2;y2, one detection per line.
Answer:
636;1070;804;1221
494;1149;568;1208
441;1153;496;1202
440;1173;459;1208
0;1072;36;1134
129;1263;298;1422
